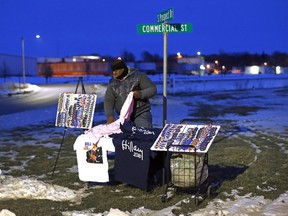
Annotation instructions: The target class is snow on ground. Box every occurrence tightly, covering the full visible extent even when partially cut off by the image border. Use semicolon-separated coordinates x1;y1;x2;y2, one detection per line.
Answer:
0;104;57;130
0;175;85;203
1;172;288;216
1;76;288;215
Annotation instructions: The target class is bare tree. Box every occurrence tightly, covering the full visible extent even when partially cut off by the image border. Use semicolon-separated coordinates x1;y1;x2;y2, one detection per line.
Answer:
41;59;53;84
0;62;9;82
121;50;135;62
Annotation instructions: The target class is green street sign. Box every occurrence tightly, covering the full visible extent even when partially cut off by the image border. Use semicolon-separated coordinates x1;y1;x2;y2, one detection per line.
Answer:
137;23;192;34
157;8;174;23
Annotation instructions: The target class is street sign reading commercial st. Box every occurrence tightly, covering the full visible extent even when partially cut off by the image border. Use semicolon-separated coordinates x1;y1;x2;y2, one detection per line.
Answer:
157;8;174;23
137;23;192;34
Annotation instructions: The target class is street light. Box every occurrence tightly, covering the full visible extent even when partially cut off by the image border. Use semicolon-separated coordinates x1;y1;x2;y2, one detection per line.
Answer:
21;35;41;84
176;52;182;59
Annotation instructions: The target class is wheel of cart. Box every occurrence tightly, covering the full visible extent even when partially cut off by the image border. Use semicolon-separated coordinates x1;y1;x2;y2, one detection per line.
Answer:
206;181;219;198
161;181;177;203
154;118;221;205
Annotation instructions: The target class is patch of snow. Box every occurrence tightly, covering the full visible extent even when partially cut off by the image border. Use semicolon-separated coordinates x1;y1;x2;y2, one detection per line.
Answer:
0;105;57;130
0;175;86;203
0;209;16;216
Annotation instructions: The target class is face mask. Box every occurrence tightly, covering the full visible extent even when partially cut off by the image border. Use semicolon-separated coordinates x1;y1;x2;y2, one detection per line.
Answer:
115;67;128;80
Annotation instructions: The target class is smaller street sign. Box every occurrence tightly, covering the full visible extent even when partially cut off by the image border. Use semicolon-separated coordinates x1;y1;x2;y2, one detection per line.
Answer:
157;8;174;23
137;23;192;34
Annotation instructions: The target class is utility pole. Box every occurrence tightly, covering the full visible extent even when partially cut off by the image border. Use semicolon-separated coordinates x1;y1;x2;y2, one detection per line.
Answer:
21;37;26;84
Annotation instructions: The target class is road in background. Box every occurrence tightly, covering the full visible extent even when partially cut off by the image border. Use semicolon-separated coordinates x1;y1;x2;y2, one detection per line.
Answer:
0;84;98;115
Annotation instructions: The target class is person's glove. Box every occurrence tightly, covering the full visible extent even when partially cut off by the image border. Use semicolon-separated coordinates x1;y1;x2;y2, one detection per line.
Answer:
133;91;141;99
106;116;115;124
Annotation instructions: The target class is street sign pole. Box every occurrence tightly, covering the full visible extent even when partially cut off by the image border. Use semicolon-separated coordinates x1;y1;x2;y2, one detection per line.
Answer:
158;9;172;127
163;30;168;127
137;8;192;127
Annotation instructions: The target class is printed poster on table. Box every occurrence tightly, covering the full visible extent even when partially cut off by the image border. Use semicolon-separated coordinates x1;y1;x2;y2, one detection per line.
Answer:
55;93;97;129
150;123;221;153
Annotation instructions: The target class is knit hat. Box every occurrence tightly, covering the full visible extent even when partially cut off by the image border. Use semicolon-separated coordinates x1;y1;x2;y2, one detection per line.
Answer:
111;59;128;71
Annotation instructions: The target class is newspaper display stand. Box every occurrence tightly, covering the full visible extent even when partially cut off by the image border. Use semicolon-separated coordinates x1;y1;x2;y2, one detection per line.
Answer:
150;119;220;205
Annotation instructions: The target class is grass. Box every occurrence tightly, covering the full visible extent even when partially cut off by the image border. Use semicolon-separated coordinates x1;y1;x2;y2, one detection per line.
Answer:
0;89;288;215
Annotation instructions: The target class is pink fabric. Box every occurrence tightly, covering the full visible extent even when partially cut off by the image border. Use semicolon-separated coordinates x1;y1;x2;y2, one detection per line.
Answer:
83;92;134;143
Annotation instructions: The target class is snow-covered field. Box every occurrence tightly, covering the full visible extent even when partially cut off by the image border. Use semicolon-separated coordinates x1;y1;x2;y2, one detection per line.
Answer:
0;76;288;215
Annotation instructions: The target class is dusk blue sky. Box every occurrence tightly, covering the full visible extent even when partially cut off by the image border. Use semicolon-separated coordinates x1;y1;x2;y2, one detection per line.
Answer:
0;0;287;60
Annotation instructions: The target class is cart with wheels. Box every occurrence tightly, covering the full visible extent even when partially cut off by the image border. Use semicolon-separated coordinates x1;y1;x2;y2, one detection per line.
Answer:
150;118;220;205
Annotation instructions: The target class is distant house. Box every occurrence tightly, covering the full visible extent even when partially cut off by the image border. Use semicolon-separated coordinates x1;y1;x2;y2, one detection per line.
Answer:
176;56;205;75
0;53;37;77
244;66;275;75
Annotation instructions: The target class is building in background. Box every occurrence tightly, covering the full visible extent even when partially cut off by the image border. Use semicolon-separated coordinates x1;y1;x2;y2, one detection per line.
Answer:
176;55;206;75
1;53;288;80
37;59;111;77
0;53;37;78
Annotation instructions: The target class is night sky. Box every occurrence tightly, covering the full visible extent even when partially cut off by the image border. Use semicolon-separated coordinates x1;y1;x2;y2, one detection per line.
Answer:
0;0;287;60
